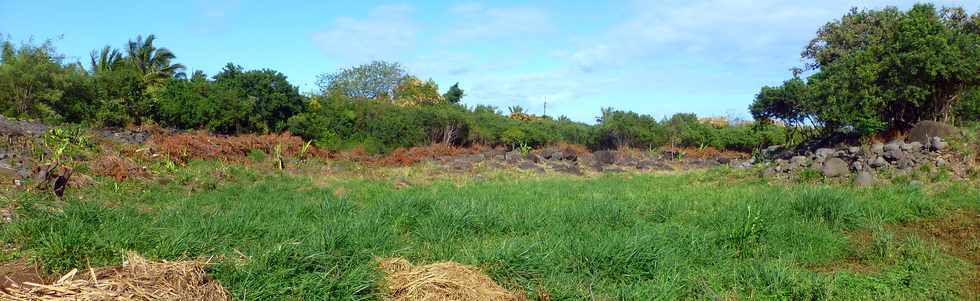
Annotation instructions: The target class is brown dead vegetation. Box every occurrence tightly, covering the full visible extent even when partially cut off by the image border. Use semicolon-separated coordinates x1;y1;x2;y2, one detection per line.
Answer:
149;131;327;163
373;144;486;166
0;252;229;301
378;257;517;301
91;155;148;181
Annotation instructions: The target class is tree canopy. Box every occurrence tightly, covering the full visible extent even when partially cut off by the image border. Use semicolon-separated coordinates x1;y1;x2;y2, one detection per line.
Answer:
752;4;980;137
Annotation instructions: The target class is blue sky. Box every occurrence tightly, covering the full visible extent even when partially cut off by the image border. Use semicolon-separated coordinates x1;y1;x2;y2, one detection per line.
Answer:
2;0;977;122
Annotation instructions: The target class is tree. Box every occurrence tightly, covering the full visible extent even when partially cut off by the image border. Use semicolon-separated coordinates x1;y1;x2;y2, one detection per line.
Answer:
0;41;70;120
90;45;123;73
443;82;464;104
125;34;185;87
394;75;442;106
316;61;406;100
752;4;980;137
212;63;306;132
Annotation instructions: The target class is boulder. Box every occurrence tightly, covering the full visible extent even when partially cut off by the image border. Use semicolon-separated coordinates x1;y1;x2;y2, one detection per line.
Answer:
518;161;544;173
901;142;923;151
869;157;888;168
505;150;522;162
855;171;875;187
821;158;849;177
883;145;906;161
549;151;565;161
930;136;948;151
815;148;835;160
908;120;957;144
871;143;885;155
553;164;582;175
594;150;616;165
524;153;544;163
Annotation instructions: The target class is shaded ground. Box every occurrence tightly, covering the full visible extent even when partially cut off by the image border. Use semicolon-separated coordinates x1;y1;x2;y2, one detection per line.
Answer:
0;259;49;291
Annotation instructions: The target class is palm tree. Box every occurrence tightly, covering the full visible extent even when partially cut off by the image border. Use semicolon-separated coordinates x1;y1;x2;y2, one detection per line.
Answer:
125;34;185;86
89;45;122;73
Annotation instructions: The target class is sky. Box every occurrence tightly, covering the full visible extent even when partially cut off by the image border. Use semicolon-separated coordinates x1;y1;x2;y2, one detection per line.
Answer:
2;0;978;123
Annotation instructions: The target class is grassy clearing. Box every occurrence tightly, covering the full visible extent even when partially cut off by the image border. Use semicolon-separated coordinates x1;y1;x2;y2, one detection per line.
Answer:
2;161;978;300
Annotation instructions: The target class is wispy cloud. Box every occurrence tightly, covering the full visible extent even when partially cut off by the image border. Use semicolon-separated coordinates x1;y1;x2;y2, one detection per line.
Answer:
312;4;417;64
191;0;241;33
444;4;554;41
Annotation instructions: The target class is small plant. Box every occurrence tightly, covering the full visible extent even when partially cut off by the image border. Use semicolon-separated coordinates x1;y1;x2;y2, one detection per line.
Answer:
517;142;532;155
726;205;766;256
299;140;313;157
797;168;822;183
273;143;285;170
247;149;267;162
871;226;895;261
40;126;96;163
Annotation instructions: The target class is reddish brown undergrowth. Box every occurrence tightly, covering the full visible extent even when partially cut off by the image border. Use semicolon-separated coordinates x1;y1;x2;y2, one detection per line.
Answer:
149;131;327;163
661;146;751;160
91;155;149;181
374;144;486;166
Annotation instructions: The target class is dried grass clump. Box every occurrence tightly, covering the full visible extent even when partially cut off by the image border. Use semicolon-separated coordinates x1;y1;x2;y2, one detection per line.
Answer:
91;155;148;181
0;252;230;301
150;131;326;163
378;257;517;301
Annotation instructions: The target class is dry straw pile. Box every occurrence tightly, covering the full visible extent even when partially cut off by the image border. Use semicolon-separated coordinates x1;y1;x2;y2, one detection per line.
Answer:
378;257;517;301
0;252;229;301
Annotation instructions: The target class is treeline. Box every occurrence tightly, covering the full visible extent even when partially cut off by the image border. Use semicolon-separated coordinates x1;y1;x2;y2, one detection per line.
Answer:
750;4;980;140
4;3;975;153
0;35;784;153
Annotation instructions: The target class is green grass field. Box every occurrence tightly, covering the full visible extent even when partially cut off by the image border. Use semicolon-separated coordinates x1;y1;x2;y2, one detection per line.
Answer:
2;161;979;300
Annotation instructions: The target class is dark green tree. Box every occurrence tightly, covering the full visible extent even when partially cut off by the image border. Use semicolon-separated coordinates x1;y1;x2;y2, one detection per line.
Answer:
443;82;464;104
752;4;980;137
212;63;306;132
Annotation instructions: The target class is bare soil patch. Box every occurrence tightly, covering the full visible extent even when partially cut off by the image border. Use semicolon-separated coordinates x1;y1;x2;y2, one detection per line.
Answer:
0;259;50;292
895;209;980;298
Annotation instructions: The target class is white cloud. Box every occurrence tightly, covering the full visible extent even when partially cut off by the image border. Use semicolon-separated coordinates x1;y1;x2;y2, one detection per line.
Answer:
445;5;554;40
567;0;837;73
311;4;418;64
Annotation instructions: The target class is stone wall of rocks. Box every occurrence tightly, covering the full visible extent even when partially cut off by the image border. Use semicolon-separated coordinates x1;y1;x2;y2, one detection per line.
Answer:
427;147;752;175
764;136;953;185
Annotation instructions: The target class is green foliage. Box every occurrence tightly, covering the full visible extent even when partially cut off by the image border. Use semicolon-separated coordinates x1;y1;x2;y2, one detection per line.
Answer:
443;82;464;104
42;125;97;162
4;164;976;299
394;75;443;106
753;4;980;138
155;64;305;134
594;108;665;149
316;61;405;100
0;39;92;122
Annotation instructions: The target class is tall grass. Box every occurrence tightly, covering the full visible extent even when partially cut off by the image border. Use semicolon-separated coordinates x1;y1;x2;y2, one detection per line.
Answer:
2;161;977;300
